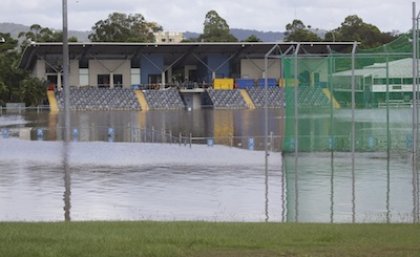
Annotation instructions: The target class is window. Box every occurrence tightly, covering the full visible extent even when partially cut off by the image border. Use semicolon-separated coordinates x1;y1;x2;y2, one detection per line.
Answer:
389;78;402;85
403;78;413;84
113;74;123;87
98;74;110;88
79;69;89;86
131;68;141;85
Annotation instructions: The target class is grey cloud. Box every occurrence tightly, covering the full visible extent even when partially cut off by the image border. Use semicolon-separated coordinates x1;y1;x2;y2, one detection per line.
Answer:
0;0;413;33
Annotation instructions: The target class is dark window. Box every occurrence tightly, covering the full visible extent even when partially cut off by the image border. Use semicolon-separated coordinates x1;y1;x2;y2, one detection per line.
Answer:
79;59;89;68
113;74;123;87
98;74;110;88
403;78;413;84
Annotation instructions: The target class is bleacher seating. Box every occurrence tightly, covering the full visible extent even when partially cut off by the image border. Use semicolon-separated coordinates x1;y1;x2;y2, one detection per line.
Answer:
247;87;284;108
207;89;248;109
55;87;141;111
284;86;330;107
142;88;185;110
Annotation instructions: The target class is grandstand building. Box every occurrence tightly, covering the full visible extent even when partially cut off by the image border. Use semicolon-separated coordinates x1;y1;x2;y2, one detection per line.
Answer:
154;31;184;43
18;42;353;111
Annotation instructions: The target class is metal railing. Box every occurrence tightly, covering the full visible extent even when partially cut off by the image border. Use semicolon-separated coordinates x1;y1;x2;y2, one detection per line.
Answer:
0;105;51;115
0;125;282;152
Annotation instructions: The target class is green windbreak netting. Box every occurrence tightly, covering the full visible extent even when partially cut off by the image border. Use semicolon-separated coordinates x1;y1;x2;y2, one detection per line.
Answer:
282;35;417;154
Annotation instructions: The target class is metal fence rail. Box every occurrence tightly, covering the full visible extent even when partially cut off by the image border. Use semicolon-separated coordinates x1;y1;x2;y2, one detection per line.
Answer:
0;125;283;152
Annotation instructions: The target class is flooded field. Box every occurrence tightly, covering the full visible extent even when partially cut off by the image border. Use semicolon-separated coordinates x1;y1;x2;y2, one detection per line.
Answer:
0;108;419;222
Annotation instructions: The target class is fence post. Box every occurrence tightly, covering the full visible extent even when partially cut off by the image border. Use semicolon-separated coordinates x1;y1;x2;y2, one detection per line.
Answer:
230;135;233;147
169;130;172;144
1;128;9;139
162;128;166;143
36;128;44;141
72;128;79;142
189;133;192;148
152;126;155;143
248;137;255;151
270;131;274;152
179;133;182;146
108;127;115;142
127;123;131;142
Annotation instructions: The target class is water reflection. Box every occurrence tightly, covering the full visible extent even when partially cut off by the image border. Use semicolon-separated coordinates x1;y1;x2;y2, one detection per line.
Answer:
330;152;334;223
1;108;419;222
4;109;283;151
284;152;417;223
386;156;390;223
63;142;71;221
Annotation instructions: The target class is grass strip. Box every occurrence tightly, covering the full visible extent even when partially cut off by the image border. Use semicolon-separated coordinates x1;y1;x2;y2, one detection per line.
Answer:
0;222;419;257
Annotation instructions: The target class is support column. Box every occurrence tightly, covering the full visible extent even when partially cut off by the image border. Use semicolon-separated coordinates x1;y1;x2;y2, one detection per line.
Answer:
161;71;166;89
167;67;173;84
57;72;62;90
110;72;114;88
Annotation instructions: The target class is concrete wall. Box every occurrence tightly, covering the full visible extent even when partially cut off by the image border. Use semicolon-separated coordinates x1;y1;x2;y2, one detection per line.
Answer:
69;60;80;86
240;59;281;79
33;59;46;79
88;59;131;87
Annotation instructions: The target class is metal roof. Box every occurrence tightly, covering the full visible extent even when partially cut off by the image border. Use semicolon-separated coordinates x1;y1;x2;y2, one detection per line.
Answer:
19;41;357;70
333;58;418;78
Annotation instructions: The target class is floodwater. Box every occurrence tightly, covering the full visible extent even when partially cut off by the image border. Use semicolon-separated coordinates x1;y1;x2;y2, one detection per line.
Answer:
0;108;419;222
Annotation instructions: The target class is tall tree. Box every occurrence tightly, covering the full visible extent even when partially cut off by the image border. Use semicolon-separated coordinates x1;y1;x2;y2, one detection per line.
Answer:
0;32;47;106
198;10;237;42
284;19;322;42
324;15;397;48
89;12;162;42
18;24;77;49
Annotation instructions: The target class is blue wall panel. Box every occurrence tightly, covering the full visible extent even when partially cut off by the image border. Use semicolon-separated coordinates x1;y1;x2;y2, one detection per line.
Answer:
207;54;230;79
140;54;164;85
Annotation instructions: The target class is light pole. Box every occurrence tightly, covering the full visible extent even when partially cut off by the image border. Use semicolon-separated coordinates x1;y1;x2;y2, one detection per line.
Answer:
62;0;70;142
62;0;71;222
412;1;419;224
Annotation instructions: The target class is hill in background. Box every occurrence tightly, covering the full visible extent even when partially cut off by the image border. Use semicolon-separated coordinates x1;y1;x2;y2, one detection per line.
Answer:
185;29;285;42
0;22;91;42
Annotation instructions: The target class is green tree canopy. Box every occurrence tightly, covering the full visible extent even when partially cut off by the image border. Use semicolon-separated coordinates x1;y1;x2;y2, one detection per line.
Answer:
89;12;162;42
18;24;77;49
324;15;397;48
0;32;47;106
198;10;238;42
243;34;262;42
284;19;322;42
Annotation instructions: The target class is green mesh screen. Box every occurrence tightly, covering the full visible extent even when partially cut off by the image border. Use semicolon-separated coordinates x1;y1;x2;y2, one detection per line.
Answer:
282;36;416;154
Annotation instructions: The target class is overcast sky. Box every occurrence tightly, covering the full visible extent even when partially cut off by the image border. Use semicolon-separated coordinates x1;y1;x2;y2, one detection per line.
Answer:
0;0;415;33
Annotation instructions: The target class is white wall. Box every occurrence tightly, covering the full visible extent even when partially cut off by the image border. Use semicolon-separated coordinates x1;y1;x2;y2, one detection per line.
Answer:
69;60;79;86
88;60;131;87
33;59;46;79
240;59;281;79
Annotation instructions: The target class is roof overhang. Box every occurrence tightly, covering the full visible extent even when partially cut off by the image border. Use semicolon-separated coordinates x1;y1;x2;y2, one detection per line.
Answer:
19;41;357;70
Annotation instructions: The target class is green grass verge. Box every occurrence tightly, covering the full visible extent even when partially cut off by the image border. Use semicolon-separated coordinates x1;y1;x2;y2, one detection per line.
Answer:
0;222;419;257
